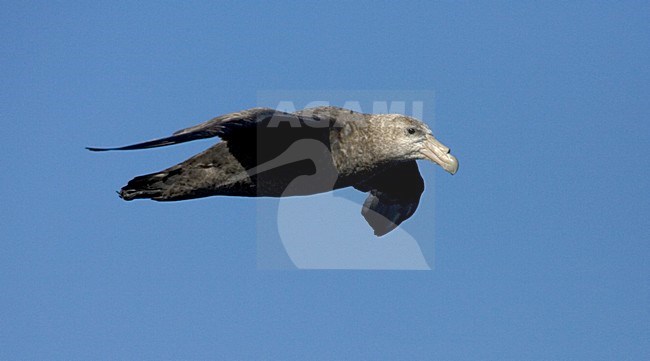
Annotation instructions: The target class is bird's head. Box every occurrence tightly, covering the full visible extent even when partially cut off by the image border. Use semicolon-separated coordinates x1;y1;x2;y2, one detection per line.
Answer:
375;115;459;175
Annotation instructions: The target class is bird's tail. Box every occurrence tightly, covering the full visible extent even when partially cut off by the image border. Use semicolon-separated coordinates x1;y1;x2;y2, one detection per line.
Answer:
119;170;176;201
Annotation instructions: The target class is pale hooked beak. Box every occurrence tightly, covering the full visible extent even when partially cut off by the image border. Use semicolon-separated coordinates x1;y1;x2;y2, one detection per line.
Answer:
420;134;459;175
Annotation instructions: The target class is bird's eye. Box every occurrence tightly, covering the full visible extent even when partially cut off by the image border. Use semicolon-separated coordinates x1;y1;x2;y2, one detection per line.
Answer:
407;127;416;135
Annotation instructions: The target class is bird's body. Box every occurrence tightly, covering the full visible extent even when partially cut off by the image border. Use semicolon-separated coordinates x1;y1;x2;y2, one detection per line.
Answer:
89;106;458;236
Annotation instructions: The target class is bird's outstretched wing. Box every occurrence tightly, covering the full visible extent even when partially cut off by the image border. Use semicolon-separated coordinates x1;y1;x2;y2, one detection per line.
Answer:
86;107;297;151
354;161;425;236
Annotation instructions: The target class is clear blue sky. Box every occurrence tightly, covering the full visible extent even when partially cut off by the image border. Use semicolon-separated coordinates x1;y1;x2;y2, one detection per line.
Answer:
1;1;648;359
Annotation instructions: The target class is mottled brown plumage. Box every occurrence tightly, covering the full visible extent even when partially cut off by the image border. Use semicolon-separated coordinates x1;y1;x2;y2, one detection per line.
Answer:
88;106;458;236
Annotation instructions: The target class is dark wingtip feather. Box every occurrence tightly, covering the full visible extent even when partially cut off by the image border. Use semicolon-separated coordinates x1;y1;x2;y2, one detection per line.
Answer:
86;146;113;152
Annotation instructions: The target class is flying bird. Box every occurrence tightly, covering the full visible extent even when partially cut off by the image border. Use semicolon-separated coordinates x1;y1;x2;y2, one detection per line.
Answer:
88;106;458;236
